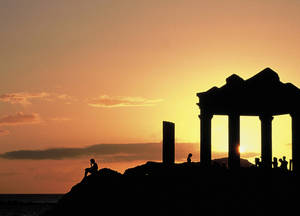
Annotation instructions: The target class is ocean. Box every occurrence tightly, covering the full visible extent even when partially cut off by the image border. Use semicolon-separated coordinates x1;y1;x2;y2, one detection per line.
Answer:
0;194;63;216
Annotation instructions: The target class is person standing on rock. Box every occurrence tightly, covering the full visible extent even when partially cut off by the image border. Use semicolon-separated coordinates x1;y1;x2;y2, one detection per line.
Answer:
187;153;192;164
84;158;98;177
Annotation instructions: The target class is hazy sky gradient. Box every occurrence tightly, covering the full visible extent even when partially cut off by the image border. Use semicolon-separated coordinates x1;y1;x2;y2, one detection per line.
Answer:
1;0;300;193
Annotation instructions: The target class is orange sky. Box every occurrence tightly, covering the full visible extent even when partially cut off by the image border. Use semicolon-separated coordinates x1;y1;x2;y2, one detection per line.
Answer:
1;0;300;193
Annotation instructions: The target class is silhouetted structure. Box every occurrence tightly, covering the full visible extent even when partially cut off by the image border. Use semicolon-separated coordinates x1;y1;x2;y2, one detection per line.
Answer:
163;121;175;164
289;159;293;171
197;68;300;171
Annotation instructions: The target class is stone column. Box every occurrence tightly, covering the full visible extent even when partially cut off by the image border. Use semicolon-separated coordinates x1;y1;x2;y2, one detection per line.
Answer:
163;121;175;165
199;113;213;166
291;113;300;172
228;114;240;169
260;115;273;168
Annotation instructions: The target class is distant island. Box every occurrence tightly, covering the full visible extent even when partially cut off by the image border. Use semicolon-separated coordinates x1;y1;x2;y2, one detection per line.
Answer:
41;158;298;216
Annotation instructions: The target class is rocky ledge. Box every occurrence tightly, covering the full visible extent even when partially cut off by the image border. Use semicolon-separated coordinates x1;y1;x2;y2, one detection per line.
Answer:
41;159;299;216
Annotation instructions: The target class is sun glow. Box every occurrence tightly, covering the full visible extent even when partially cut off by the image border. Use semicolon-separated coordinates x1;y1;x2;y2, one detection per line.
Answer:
239;146;245;153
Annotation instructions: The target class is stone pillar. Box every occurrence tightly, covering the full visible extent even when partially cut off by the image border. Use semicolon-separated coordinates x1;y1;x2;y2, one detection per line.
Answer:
199;113;213;166
163;121;175;165
228;114;240;169
291;113;300;172
260;115;273;168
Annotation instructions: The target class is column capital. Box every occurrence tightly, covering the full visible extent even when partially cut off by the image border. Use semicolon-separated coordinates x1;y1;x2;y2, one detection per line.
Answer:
259;114;274;122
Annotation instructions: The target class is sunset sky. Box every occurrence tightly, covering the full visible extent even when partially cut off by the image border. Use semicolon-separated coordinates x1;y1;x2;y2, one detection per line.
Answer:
1;0;300;193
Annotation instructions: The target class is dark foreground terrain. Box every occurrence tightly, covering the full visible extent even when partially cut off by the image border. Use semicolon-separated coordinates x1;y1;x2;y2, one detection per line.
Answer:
0;194;62;216
41;160;299;216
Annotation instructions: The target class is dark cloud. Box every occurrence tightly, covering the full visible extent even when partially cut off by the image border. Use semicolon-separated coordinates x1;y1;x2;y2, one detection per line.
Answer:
87;95;163;108
0;143;259;162
0;112;40;126
0;143;197;162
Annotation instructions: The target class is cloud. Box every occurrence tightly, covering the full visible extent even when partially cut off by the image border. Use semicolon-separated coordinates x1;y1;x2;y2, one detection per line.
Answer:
50;117;71;122
0;92;50;105
56;94;77;104
87;95;163;108
0;142;259;163
0;92;77;105
0;143;197;162
0;129;10;136
0;112;41;126
0;143;160;161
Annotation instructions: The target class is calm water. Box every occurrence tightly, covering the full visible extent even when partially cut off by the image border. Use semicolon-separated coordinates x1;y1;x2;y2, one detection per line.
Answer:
0;194;63;216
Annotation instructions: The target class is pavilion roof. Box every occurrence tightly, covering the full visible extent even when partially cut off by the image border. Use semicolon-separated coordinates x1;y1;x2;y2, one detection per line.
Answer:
197;68;300;116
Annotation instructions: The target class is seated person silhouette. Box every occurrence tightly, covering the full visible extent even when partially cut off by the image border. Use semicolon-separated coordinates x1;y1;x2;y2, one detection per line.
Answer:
187;153;192;164
84;158;98;177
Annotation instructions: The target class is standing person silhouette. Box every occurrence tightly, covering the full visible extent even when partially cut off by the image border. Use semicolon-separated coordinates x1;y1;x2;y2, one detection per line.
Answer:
84;158;98;177
280;156;288;170
272;157;278;168
187;153;192;164
279;156;288;170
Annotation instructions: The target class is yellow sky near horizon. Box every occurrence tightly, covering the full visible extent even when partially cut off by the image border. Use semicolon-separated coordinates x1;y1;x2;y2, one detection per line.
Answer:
0;0;299;193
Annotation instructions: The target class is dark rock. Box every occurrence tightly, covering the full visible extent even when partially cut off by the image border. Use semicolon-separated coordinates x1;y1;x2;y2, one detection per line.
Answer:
41;161;299;216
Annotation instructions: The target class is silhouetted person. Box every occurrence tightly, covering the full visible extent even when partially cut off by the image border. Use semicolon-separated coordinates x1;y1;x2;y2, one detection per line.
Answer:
187;153;192;164
255;158;261;167
282;156;288;170
279;156;288;170
84;158;98;177
272;157;278;168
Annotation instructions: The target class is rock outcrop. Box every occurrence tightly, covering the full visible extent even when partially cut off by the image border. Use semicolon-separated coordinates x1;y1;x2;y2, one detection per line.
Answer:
41;160;299;216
